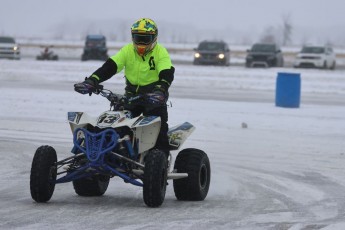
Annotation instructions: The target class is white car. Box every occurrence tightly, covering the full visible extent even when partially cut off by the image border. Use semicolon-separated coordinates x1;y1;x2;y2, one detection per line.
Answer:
0;36;20;60
293;45;336;69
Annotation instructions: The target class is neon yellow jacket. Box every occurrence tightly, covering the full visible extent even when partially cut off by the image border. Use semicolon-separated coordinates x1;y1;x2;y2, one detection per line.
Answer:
91;43;174;94
111;43;172;87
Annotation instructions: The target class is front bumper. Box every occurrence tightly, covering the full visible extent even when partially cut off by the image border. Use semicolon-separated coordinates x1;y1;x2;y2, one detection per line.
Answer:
246;58;275;67
193;52;228;66
246;53;277;67
294;58;324;68
194;58;226;65
0;50;20;59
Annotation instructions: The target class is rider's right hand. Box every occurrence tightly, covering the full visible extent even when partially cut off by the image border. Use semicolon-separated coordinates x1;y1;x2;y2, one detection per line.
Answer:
74;77;99;95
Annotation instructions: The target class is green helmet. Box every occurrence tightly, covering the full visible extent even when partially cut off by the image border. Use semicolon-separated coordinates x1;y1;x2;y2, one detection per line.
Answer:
131;18;158;56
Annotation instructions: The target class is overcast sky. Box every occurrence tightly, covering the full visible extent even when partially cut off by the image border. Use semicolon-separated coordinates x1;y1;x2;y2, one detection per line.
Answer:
1;0;345;45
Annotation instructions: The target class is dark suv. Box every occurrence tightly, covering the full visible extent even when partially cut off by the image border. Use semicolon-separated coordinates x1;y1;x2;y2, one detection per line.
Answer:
81;35;108;61
245;43;284;67
193;40;230;66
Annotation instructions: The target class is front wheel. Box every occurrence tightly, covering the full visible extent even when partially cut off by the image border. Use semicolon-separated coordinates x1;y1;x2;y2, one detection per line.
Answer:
143;150;168;207
30;145;57;202
173;148;211;201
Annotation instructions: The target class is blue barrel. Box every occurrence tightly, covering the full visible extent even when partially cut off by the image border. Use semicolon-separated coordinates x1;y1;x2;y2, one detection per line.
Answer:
275;72;301;108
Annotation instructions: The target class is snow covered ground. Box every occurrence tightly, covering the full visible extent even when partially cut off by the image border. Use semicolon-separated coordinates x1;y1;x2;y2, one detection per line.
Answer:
0;58;345;230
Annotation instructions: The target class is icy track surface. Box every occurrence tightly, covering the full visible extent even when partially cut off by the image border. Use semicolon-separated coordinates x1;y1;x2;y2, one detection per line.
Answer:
1;60;345;230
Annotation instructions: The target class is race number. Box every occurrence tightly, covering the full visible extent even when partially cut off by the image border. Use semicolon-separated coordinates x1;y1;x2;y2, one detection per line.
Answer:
97;113;120;127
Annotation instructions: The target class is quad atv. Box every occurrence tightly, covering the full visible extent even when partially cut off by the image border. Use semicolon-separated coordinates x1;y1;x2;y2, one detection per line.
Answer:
36;46;59;61
30;87;211;207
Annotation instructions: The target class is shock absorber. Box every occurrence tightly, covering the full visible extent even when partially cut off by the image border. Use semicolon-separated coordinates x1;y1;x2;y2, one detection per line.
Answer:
117;135;136;159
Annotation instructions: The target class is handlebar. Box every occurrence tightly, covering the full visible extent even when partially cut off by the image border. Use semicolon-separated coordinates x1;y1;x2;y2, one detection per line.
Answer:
93;86;167;111
98;88;123;103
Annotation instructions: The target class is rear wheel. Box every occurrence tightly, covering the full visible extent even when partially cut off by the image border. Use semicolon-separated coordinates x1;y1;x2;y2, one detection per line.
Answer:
30;145;57;202
173;148;211;201
143;150;168;207
73;175;110;196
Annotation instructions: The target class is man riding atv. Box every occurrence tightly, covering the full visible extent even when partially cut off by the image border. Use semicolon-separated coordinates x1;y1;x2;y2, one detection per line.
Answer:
30;20;210;206
74;18;174;158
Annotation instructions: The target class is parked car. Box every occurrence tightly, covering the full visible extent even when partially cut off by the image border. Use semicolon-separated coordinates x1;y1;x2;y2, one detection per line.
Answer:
193;40;230;66
81;35;108;61
293;45;336;69
245;43;284;68
0;36;20;60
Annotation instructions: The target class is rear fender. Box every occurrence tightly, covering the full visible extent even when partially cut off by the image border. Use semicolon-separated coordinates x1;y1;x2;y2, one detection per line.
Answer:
168;122;195;151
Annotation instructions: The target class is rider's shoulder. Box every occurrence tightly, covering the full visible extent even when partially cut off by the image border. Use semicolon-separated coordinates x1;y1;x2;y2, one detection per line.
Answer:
120;43;134;51
155;43;167;49
153;43;170;56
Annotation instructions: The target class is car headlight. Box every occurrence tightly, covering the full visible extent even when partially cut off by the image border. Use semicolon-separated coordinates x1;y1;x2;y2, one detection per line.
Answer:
218;53;225;59
194;53;200;58
13;46;18;51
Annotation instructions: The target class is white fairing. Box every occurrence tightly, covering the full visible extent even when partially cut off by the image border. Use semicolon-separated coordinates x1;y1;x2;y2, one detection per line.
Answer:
133;117;161;153
67;111;161;153
167;122;195;150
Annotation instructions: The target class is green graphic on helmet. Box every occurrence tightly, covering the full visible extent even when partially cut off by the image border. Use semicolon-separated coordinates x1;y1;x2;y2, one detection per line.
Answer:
131;18;158;34
131;18;158;56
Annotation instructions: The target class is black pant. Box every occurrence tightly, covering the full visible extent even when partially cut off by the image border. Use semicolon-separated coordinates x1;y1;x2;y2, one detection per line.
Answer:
129;105;169;154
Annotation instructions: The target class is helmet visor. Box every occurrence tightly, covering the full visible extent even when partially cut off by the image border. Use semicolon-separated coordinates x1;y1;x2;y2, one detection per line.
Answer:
132;34;154;45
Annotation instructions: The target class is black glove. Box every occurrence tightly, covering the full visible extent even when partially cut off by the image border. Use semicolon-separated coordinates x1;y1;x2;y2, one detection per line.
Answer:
147;86;168;105
74;77;99;95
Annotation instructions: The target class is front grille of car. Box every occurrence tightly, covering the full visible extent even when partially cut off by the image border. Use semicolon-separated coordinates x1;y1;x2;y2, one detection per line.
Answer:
201;54;218;60
0;47;13;50
301;56;319;59
252;55;268;61
0;47;15;52
299;63;316;68
0;48;16;55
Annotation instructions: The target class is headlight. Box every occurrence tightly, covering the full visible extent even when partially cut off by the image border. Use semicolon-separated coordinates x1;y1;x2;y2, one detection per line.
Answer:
13;46;18;51
218;53;225;59
194;53;200;58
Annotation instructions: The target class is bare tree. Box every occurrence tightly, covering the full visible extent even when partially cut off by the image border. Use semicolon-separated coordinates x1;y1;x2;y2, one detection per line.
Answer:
260;26;276;43
282;13;293;46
